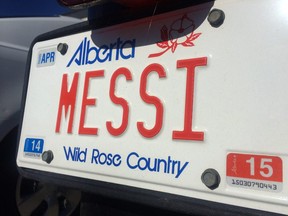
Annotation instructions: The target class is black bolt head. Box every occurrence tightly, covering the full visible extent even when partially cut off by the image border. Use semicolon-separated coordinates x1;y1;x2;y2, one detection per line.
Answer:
57;43;68;55
201;169;221;190
208;9;225;28
42;150;54;164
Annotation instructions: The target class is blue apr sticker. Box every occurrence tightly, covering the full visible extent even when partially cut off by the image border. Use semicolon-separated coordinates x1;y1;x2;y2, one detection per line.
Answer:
37;48;56;67
24;138;44;159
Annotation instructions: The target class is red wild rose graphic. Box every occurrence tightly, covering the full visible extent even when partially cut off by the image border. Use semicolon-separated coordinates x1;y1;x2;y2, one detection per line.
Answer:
149;14;201;58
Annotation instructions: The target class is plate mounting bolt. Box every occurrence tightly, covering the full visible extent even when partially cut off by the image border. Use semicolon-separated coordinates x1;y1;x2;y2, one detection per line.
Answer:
42;150;54;164
57;43;68;55
208;9;225;28
201;169;221;190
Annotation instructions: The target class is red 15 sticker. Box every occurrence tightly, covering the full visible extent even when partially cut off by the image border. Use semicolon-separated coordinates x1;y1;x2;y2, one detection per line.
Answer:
227;153;282;182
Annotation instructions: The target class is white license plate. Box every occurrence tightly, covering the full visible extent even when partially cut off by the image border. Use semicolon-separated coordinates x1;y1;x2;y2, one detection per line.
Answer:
17;0;288;214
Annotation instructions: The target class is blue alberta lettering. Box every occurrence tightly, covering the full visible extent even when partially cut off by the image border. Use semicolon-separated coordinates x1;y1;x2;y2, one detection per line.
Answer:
127;152;189;178
67;37;136;67
63;146;87;162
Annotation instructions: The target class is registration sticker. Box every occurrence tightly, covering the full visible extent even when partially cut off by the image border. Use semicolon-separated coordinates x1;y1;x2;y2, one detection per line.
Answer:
24;138;44;159
37;48;56;67
226;153;283;192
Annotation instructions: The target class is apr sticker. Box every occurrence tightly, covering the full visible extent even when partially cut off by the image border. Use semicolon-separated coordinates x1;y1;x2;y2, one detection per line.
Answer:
37;48;56;67
226;153;283;192
24;138;44;159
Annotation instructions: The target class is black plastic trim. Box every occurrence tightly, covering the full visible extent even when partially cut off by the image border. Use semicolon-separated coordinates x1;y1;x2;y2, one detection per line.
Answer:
18;167;284;216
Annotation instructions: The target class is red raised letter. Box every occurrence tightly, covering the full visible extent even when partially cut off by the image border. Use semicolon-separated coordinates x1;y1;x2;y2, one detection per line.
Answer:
78;70;104;135
172;57;207;141
107;68;132;136
137;63;166;138
55;73;79;134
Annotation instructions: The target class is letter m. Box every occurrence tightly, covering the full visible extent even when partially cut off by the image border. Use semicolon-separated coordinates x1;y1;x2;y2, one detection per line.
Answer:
55;73;79;133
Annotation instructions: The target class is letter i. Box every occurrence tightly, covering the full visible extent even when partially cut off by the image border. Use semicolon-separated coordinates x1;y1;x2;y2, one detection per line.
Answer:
76;147;79;161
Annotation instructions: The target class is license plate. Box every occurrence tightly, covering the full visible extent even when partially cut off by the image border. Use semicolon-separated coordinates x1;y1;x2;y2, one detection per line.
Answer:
17;1;288;215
